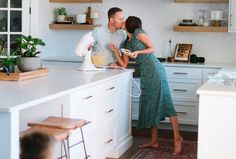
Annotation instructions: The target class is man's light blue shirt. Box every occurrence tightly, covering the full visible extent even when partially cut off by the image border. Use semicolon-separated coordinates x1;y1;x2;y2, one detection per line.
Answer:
93;24;126;65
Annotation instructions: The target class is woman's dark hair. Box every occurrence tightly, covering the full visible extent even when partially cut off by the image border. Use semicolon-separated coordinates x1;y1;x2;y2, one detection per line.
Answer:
108;7;123;20
125;16;142;33
20;132;53;159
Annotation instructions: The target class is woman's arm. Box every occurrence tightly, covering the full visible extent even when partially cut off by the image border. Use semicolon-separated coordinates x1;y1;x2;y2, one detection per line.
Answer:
130;33;155;58
109;43;129;68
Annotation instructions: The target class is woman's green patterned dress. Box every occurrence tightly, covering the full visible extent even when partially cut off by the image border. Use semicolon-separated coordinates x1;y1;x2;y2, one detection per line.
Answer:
124;29;177;129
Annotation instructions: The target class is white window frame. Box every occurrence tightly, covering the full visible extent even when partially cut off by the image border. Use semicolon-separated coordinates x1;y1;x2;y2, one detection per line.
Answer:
0;0;30;55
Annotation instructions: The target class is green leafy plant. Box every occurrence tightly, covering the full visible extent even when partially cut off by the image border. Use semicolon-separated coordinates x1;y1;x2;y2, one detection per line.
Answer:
15;35;46;57
55;7;67;16
3;56;16;67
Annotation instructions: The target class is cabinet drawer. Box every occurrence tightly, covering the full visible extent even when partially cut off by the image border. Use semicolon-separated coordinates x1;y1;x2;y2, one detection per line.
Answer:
70;85;105;105
165;67;202;80
96;94;117;126
95;121;116;156
163;102;198;125
168;82;201;102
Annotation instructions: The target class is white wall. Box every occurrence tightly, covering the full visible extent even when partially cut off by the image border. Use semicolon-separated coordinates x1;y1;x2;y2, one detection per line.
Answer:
36;0;236;63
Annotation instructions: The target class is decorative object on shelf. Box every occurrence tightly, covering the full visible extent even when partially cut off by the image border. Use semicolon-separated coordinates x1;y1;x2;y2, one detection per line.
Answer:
174;43;192;62
179;19;197;26
66;16;75;24
167;39;175;63
85;7;98;25
76;13;87;24
190;54;205;63
15;35;46;72
55;7;67;22
210;10;225;27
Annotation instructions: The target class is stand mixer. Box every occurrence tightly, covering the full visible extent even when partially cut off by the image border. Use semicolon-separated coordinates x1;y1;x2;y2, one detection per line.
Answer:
75;32;105;71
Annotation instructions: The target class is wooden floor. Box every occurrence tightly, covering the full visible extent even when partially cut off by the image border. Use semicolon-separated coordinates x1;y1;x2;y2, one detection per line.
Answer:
119;128;198;159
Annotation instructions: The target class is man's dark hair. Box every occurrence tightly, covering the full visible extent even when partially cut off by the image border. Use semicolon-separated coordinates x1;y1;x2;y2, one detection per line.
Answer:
108;7;123;20
125;16;142;33
20;132;53;159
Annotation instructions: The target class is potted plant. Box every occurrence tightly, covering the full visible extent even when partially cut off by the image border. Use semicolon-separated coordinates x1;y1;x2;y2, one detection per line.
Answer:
2;55;16;75
16;35;45;72
55;7;67;22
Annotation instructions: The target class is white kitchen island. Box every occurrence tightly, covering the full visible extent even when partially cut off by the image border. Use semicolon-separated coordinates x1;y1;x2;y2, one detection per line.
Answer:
197;63;236;159
0;62;133;159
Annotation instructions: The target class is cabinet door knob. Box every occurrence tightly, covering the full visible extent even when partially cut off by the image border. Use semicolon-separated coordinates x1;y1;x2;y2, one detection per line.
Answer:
83;95;93;100
176;111;187;115
105;109;114;114
105;138;113;144
230;14;233;26
173;72;188;75
173;89;188;92
107;86;115;91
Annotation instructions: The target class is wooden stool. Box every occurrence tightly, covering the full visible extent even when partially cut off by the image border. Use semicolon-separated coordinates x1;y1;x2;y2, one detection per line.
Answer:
28;116;90;159
20;126;71;159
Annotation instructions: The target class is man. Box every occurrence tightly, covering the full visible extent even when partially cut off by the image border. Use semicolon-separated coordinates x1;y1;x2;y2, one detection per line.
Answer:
93;7;126;66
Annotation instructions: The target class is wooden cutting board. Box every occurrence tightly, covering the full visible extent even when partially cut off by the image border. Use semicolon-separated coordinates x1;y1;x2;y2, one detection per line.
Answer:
0;68;49;81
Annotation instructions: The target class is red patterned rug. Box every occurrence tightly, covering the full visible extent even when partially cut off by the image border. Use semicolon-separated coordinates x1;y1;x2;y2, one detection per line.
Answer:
131;138;197;159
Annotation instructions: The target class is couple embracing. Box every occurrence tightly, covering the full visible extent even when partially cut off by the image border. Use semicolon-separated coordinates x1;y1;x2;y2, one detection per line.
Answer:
94;7;183;156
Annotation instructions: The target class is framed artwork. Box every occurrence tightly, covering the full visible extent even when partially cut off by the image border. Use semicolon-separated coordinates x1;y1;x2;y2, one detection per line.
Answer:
174;43;192;62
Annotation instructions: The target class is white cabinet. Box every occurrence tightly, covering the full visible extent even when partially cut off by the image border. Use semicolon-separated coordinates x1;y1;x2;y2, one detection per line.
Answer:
198;92;236;158
165;66;202;125
131;65;221;126
229;0;236;32
202;68;220;83
68;73;132;159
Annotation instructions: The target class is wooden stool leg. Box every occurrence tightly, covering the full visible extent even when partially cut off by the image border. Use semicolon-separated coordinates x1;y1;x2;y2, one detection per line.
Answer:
80;128;88;159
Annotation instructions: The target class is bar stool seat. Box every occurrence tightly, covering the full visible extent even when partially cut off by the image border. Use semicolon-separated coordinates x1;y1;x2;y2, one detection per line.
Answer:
20;126;71;141
27;116;89;159
28;116;88;130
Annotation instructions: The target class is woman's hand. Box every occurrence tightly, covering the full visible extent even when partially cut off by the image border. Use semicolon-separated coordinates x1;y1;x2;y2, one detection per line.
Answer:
130;51;139;58
109;43;118;54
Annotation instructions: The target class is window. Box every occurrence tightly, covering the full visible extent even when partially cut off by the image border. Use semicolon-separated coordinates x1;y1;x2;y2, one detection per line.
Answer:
0;0;29;55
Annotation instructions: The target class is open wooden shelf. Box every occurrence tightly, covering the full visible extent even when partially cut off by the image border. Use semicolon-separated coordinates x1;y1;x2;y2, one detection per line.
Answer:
49;24;95;30
175;0;228;3
173;26;228;32
49;0;102;3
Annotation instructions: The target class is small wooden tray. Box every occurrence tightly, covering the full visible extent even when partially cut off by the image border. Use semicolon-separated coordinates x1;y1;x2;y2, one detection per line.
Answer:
0;68;49;81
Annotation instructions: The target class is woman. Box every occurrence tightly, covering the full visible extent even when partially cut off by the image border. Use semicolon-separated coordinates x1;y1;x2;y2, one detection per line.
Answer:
110;16;183;155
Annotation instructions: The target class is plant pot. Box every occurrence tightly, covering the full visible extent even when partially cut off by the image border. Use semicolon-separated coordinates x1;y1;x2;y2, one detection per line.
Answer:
17;57;42;72
3;65;15;74
57;15;66;22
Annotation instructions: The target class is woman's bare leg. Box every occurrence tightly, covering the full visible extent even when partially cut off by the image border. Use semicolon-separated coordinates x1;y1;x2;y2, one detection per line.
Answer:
170;116;183;155
139;127;159;148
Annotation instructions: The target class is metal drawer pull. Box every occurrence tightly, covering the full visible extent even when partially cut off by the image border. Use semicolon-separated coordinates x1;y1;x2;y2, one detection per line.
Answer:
83;95;93;100
105;139;113;144
173;89;188;92
105;109;114;113
107;86;115;91
177;112;187;115
173;72;188;75
230;14;233;26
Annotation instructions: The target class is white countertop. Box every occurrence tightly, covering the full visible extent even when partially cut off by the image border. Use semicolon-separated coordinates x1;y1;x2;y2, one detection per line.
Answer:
197;62;236;96
0;62;133;112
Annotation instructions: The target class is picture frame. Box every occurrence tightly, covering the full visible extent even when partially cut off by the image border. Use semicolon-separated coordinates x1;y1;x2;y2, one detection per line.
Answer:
174;43;192;62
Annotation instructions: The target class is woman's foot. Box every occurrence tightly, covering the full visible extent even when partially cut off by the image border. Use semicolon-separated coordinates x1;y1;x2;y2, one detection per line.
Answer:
173;137;183;156
138;141;159;149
